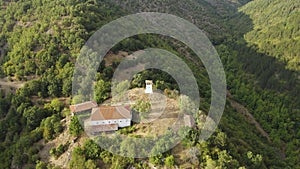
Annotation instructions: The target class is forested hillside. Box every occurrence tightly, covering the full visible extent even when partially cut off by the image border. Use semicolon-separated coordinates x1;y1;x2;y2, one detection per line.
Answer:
0;0;299;168
240;0;300;70
110;0;300;167
111;0;250;42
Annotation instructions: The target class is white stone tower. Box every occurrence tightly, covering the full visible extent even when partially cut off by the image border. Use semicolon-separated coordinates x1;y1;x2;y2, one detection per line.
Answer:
145;80;153;94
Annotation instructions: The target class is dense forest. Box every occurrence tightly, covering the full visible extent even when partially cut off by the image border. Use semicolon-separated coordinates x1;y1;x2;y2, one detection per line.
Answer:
240;0;300;71
0;0;299;168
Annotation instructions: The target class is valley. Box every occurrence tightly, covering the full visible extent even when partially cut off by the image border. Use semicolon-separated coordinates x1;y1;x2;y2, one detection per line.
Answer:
0;0;299;168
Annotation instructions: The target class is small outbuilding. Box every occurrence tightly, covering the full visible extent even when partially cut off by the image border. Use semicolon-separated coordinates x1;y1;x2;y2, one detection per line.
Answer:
69;101;97;116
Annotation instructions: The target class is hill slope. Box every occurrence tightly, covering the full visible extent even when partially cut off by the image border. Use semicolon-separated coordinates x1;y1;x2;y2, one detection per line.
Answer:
0;0;299;168
240;0;300;70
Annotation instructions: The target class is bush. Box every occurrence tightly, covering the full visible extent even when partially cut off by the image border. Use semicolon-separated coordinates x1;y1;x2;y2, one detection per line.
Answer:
165;155;175;168
69;116;83;137
131;99;151;120
50;142;70;159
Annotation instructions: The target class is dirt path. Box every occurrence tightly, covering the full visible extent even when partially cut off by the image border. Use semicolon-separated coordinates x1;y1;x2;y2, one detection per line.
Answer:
0;77;24;88
227;91;272;143
0;77;25;93
0;76;39;93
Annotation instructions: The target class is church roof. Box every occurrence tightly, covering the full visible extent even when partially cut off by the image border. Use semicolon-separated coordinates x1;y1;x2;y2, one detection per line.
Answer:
90;106;131;121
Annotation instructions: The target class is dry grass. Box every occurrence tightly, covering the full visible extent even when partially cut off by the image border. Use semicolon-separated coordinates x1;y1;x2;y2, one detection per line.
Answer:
104;51;128;66
127;88;181;137
38;115;87;169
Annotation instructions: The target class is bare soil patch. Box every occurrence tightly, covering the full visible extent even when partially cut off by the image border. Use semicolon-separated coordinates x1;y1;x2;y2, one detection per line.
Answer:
38;115;87;168
104;51;128;66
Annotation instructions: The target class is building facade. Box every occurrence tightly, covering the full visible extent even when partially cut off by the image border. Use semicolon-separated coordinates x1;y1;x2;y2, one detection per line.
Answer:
88;106;132;129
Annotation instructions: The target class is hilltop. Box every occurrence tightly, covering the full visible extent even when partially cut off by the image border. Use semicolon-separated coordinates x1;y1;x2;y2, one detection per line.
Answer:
0;0;299;168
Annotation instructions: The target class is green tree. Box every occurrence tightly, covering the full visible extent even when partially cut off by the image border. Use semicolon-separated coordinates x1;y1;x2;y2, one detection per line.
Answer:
85;160;98;169
68;147;86;169
94;80;110;104
36;160;47;169
214;132;227;148
83;139;101;159
42;114;62;141
69;116;83;137
23;106;48;130
111;80;130;103
131;99;151;120
179;95;197;115
44;98;64;113
72;95;86;105
165;155;175;168
247;151;263;168
50;142;69;159
149;154;162;166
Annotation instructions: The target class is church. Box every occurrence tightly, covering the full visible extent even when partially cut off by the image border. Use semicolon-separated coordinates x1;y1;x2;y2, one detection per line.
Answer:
70;80;153;134
85;105;132;134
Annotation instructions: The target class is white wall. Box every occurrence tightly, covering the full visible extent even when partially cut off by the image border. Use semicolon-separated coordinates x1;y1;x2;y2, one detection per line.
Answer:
90;118;131;127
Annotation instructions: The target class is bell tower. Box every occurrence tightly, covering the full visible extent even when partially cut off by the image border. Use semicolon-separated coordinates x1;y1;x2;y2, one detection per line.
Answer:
145;80;153;94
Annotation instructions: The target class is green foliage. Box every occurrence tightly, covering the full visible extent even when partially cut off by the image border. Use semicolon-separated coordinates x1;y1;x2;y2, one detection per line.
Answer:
50;142;70;159
246;151;263;168
69;116;83;137
218;44;300;167
67;140;102;169
83;140;101;159
165;155;175;167
178;95;198;115
36;160;47;169
68;147;87;169
0;91;9;119
0;0;123;77
163;88;179;99
131;99;151;120
41;114;63;141
213;132;227;148
44;98;64;113
131;69;178;91
149;154;163;166
109;155;133;169
132;99;151;113
0;0;299;168
240;0;300;71
23;106;49;130
71;95;86;105
111;80;130;102
85;160;98;169
117;125;136;135
94;80;110;104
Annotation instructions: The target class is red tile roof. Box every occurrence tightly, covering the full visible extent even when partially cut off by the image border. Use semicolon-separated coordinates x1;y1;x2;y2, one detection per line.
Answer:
70;101;97;113
90;106;131;121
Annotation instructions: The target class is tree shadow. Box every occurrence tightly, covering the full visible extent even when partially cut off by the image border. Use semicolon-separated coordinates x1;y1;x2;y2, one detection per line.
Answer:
226;7;300;102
